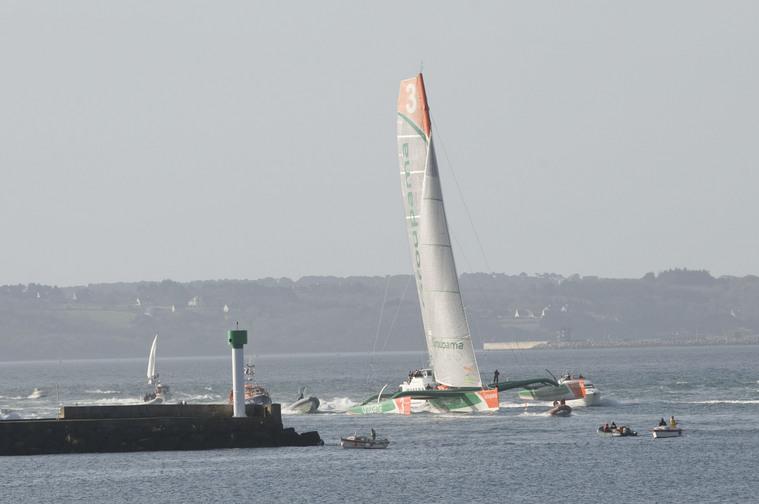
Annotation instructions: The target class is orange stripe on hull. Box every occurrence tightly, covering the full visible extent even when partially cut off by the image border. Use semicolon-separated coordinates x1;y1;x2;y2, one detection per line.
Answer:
395;396;411;415
480;389;500;410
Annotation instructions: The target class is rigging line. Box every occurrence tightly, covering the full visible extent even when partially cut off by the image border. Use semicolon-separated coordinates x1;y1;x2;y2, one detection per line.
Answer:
366;275;391;385
450;232;482;351
371;275;391;355
431;117;493;273
432;115;523;369
380;275;413;352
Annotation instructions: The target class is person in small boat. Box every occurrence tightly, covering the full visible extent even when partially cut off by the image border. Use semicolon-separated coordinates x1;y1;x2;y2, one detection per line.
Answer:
610;421;617;430
560;399;566;406
658;417;667;427
669;416;677;428
602;423;610;433
493;369;500;385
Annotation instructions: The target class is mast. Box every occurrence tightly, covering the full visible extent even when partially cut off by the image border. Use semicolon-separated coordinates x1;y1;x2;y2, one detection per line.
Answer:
395;74;482;388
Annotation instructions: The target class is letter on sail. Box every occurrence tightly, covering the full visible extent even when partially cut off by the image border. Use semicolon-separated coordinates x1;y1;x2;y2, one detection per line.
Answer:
396;74;482;388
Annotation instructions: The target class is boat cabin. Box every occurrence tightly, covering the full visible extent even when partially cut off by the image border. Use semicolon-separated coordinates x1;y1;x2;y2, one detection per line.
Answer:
400;368;437;392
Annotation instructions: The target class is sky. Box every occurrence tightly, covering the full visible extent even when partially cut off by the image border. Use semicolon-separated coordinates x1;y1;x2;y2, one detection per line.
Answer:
1;1;758;286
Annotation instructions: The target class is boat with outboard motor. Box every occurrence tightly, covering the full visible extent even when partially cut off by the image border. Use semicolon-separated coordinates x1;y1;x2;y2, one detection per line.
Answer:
547;400;572;417
340;429;389;449
651;417;682;438
349;74;552;415
27;388;47;399
518;371;601;406
285;387;319;414
651;426;682;438
0;409;21;420
143;334;171;404
598;423;638;437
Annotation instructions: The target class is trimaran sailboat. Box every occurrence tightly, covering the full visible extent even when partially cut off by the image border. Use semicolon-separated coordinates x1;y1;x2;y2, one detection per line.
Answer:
350;74;555;415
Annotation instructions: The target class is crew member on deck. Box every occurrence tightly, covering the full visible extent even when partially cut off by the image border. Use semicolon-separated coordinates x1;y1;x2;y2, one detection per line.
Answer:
493;369;500;385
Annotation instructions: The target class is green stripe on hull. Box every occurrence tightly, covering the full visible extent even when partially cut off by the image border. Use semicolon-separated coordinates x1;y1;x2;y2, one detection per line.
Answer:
429;392;486;412
348;398;400;415
518;384;571;401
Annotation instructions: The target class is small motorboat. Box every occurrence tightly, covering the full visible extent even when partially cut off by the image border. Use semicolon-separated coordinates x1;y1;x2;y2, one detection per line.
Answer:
340;429;389;449
27;388;47;399
285;387;320;414
597;425;638;437
0;409;21;420
651;426;682;439
547;401;572;417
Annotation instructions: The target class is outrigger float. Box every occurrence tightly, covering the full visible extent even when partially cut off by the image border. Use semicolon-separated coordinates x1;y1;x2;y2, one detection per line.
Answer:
349;74;555;415
518;372;601;407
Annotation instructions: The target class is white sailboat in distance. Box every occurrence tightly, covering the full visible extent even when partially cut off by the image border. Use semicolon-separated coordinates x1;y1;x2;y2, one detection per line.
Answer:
143;333;171;403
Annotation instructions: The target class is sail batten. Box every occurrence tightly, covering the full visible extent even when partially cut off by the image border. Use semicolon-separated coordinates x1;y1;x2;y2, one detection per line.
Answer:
396;74;482;388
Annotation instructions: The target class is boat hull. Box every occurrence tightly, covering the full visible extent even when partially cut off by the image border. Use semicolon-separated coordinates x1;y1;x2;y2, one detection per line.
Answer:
348;397;411;415
286;397;320;414
651;427;682;438
348;389;498;415
548;405;572;417
519;379;601;406
597;426;638;437
427;389;499;413
340;436;389;449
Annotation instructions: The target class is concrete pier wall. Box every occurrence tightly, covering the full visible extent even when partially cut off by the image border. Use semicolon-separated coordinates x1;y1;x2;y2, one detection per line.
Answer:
0;403;320;456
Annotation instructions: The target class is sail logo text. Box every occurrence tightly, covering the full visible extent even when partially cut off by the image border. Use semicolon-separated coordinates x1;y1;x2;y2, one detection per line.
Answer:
433;341;464;350
402;142;423;304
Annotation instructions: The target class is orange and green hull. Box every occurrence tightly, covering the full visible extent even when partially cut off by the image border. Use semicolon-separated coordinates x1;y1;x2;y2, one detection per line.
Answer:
348;388;498;415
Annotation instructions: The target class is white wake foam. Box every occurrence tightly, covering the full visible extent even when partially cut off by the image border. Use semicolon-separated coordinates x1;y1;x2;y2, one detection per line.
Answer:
319;397;357;412
690;399;759;405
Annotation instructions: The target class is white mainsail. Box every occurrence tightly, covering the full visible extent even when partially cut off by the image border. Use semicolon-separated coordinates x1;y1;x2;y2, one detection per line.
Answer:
396;74;482;388
147;334;158;384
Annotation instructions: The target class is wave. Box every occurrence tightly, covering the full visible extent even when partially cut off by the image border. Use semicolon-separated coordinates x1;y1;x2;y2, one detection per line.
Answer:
319;397;357;412
500;402;535;409
84;389;120;394
84;397;144;405
175;393;220;402
689;399;759;405
518;411;549;417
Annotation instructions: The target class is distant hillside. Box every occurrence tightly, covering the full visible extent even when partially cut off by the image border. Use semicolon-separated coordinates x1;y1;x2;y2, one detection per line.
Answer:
1;269;758;360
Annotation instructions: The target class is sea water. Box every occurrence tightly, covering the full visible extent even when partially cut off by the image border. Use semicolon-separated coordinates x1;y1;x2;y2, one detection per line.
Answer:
1;345;758;503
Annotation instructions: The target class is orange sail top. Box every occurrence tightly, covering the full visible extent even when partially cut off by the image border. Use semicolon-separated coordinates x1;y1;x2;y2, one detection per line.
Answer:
397;73;431;138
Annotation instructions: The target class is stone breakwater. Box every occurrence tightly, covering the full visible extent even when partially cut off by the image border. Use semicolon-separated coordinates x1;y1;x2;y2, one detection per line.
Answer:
0;403;322;456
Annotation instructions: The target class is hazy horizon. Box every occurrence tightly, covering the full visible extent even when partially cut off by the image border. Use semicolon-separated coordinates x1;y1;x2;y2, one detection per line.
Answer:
3;1;757;286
